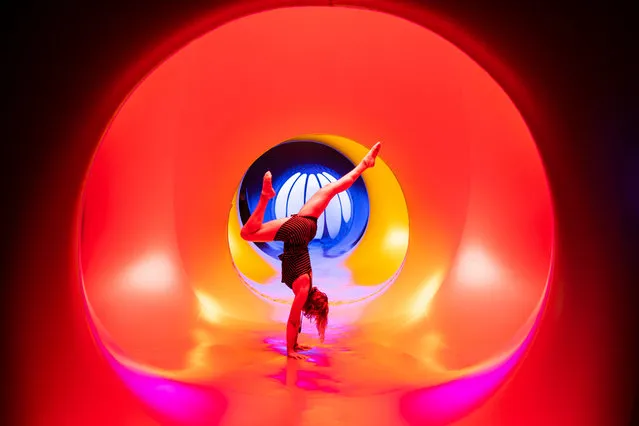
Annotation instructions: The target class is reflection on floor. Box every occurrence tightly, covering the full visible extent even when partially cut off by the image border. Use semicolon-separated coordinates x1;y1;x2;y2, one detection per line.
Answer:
99;320;528;426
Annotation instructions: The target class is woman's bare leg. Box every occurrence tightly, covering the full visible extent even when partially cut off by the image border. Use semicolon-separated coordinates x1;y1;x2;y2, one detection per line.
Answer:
240;171;288;242
298;142;381;218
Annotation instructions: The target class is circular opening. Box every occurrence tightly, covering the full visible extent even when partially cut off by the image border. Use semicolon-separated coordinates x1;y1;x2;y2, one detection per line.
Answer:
237;140;372;260
78;5;554;425
229;135;409;324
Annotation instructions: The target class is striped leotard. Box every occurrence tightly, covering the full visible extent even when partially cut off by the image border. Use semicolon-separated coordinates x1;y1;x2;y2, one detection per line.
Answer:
274;214;318;288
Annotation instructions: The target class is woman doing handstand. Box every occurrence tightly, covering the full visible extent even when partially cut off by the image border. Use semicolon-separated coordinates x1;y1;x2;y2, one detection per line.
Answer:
240;142;381;359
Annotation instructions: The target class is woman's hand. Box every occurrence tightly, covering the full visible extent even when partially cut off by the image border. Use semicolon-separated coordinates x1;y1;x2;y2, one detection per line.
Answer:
287;351;307;360
294;344;312;352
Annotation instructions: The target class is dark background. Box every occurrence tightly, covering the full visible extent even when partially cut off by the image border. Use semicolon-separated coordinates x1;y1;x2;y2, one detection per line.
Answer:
5;0;637;424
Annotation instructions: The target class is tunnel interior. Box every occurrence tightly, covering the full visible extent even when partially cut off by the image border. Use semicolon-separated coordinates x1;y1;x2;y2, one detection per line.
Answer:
77;5;555;426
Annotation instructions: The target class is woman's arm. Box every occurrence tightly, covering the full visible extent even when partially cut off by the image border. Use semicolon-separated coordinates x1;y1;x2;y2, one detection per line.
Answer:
287;289;309;359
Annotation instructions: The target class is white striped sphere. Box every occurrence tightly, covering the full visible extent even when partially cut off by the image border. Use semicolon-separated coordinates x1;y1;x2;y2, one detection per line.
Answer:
274;171;353;241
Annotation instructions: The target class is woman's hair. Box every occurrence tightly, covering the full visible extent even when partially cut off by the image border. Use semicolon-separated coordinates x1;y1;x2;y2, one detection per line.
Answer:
303;287;329;341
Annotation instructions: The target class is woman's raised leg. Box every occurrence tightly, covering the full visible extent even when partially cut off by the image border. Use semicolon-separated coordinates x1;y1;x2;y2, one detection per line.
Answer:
298;142;381;218
240;171;288;242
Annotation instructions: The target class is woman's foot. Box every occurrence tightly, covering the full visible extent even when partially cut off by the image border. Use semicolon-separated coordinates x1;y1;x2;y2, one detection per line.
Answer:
362;142;382;168
261;171;276;199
